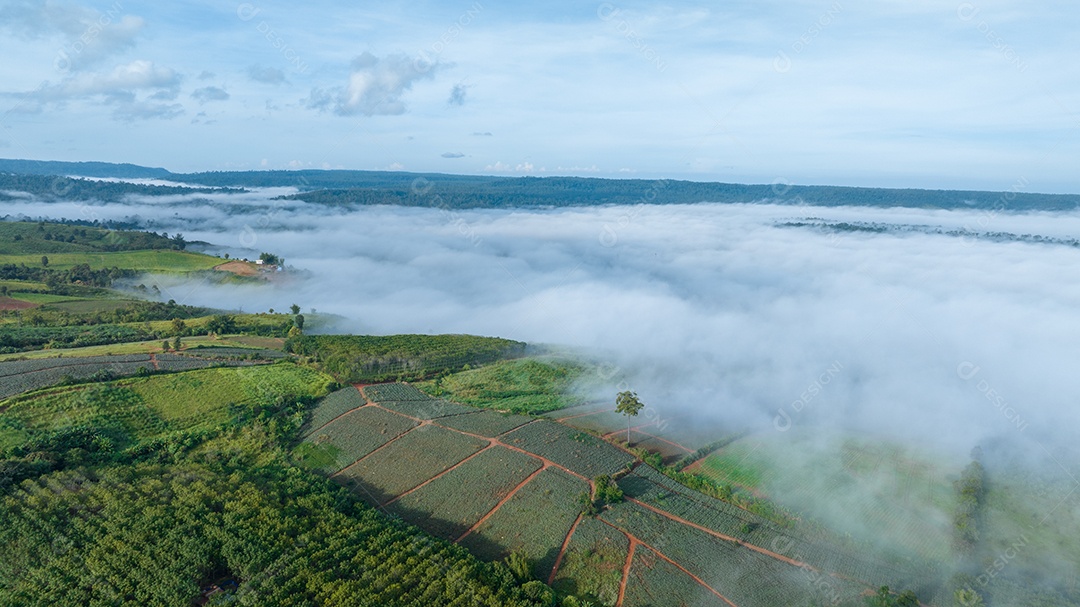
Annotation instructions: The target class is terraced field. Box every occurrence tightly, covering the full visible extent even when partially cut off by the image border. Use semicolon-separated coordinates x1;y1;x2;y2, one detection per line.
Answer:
501;419;635;478
292;382;925;607
334;424;488;505
0;351;276;401
460;467;589;579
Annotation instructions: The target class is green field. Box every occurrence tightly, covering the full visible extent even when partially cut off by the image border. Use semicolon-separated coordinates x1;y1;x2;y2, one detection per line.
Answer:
336;424;488;505
551;516;628;606
692;432;960;563
0;249;222;272
418;356;590;414
0;363;332;456
460;467;589;580
286;333;527;383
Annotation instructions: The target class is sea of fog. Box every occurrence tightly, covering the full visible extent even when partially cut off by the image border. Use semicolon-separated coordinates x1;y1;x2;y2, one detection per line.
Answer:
5;191;1080;472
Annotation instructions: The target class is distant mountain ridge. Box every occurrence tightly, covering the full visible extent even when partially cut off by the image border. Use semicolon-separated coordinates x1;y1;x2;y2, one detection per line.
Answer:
1;157;1077;211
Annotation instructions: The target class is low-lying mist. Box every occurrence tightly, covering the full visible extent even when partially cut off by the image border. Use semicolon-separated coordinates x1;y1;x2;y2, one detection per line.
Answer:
6;189;1080;576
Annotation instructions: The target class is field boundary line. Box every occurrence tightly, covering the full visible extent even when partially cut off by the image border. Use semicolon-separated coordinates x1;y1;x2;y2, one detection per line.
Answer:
547;513;583;585
599;518;738;607
626;429;694;454
329;422;427;478
627;497;815;571
382;441;498;507
455;463;548;543
615;535;637;607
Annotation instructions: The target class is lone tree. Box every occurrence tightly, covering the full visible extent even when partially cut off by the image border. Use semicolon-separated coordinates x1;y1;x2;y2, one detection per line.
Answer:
290;304;301;315
615;390;645;446
40;255;49;268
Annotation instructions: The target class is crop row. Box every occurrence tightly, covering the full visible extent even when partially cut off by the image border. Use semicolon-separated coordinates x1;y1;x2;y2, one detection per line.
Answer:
500;420;635;478
178;346;288;359
0;355;155;401
551;516;628;606
435;410;533;437
620;466;914;587
300;387;367;437
363;382;435;402
298;406;419;473
389;445;543;541
460;467;588;580
374;397;476;420
623;545;716;607
336;424;488;505
601;501;863;607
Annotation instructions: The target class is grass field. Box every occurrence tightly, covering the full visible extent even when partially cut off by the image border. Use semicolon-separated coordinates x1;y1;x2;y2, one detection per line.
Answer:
0;250;222;272
691;432;960;564
0;363;333;454
0;334;279;361
418;357;589;414
0;279;49;291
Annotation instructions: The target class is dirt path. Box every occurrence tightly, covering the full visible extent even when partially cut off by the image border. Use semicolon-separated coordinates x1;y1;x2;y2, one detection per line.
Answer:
304;403;373;437
0;297;36;311
212;260;261;276
455;463;549;543
616;536;638;606
353;383;374;403
329;421;430;478
383;442;497;507
599;519;739;607
627;497;816;571
548;513;584;585
149;353;159;371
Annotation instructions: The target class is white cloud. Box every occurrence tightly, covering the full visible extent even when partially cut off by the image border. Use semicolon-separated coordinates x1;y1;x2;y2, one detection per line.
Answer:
248;65;286;84
447;83;469;106
306;52;440;116
191;86;229;104
0;0;144;71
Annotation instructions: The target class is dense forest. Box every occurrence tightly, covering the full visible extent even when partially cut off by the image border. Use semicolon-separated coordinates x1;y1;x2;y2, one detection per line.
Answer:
285;334;527;383
3;158;1078;211
0;173;242;203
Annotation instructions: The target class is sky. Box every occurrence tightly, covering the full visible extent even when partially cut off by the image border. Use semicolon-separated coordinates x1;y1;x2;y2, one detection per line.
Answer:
0;0;1078;192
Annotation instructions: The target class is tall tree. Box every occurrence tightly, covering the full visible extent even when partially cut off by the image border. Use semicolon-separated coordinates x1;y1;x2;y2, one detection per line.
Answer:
615;391;644;446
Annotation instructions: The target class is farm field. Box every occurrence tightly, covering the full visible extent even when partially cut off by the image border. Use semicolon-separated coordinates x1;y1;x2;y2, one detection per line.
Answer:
0;350;280;401
418;356;590;414
334;424;489;505
501;419;636;478
388;445;544;540
690;432;960;563
0;335;284;361
435;409;533;437
0;363;333;453
622;545;718;607
0;250;222;272
550;515;628;606
293;405;419;473
459;466;588;580
600;499;864;607
300;387;368;435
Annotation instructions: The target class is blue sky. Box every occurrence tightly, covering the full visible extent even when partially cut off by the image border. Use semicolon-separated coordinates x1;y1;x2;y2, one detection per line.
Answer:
0;0;1077;192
